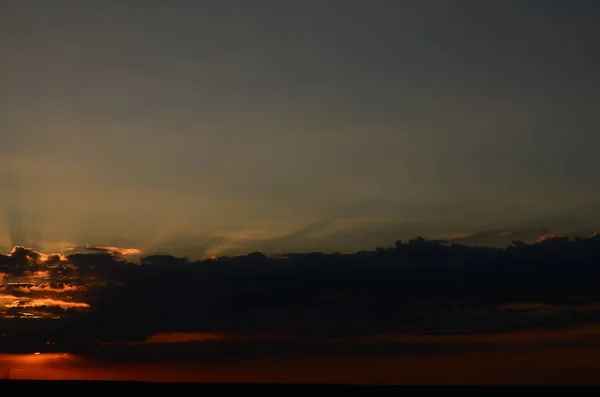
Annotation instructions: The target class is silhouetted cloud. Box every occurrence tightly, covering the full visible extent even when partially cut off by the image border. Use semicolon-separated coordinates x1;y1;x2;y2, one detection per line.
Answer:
1;234;600;365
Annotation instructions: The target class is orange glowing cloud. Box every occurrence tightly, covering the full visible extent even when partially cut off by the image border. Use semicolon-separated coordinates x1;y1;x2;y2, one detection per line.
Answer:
6;298;90;310
7;246;67;266
94;246;142;256
0;285;30;293
536;235;561;243
144;332;241;344
437;232;475;240
29;283;87;293
0;283;87;295
37;252;69;263
23;270;51;279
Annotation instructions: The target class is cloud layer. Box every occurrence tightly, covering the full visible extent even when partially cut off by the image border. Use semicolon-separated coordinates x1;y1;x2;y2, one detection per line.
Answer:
0;233;599;370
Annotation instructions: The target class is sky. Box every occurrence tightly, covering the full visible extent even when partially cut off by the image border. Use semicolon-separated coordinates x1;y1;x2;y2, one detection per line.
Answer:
1;0;600;385
2;0;599;257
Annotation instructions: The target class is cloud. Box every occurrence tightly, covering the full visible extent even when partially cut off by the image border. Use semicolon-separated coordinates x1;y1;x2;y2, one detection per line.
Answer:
29;283;87;293
0;246;69;276
0;232;599;372
6;298;90;310
66;245;142;257
143;332;241;344
446;228;554;247
84;246;141;256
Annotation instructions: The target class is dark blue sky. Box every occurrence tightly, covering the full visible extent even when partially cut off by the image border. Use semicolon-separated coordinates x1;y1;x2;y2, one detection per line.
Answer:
1;0;599;257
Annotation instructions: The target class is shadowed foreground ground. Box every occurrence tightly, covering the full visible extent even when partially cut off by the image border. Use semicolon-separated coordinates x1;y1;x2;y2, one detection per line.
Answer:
0;381;599;395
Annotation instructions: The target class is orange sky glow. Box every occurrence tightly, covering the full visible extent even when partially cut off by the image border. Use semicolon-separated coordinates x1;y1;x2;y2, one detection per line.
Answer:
1;324;600;385
1;346;600;385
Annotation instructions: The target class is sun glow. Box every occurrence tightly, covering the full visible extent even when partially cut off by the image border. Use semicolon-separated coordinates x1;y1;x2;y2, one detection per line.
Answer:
9;352;75;365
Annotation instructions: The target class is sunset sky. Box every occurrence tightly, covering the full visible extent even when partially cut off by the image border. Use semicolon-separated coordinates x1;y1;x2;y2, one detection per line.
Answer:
2;0;600;257
1;0;600;385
